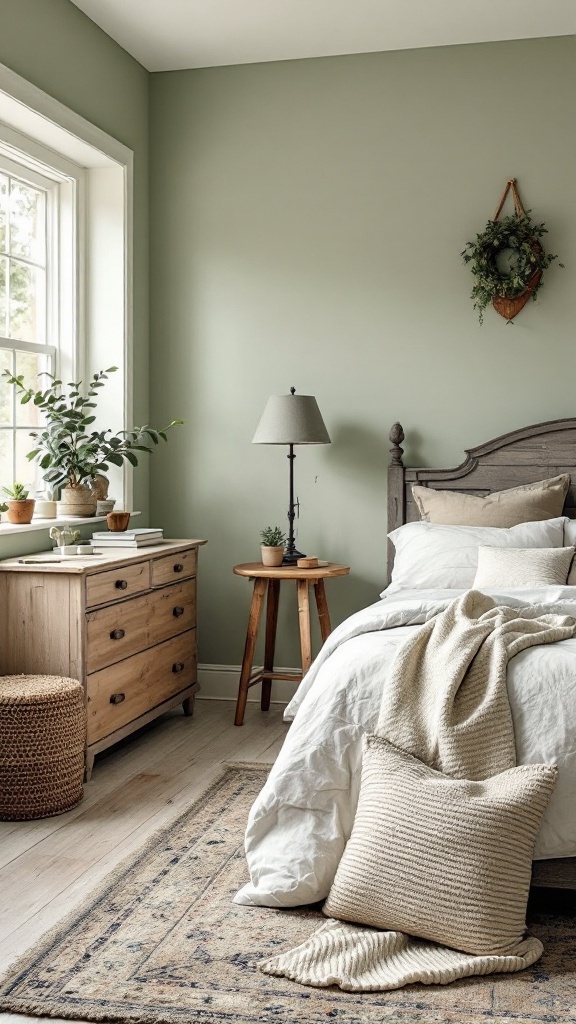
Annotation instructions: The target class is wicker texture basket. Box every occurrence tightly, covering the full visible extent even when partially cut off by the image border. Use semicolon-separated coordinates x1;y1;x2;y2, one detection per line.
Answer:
0;675;86;820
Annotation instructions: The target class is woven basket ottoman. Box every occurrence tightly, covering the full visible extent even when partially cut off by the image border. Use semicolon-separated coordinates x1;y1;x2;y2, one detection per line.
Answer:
0;675;86;820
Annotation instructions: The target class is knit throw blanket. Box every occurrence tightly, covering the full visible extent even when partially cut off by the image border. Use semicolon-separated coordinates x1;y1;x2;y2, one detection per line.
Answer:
260;591;576;991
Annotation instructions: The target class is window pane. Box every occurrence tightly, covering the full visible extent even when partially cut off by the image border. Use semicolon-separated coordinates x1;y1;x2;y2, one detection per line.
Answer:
15;428;38;491
9;180;45;264
0;429;12;487
9;261;46;342
0;348;13;427
0;256;6;338
0;175;7;254
15;349;49;427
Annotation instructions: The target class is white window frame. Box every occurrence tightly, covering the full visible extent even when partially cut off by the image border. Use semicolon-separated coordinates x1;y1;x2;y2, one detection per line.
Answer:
0;61;134;533
0;144;80;491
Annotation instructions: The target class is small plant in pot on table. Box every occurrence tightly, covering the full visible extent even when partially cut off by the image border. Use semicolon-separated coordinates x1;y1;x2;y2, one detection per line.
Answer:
0;483;36;524
260;525;286;567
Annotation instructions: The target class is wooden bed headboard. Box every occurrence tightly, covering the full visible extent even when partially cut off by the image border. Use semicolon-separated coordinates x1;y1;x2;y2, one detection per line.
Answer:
387;418;576;577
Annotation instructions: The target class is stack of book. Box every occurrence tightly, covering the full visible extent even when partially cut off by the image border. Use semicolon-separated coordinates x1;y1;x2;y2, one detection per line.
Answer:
91;527;164;548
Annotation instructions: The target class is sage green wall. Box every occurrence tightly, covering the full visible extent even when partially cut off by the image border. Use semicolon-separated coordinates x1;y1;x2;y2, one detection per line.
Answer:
0;0;150;559
150;35;575;668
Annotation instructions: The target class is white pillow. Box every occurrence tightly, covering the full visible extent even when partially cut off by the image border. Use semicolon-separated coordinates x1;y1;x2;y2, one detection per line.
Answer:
386;517;567;593
564;520;576;546
562;522;576;584
473;546;574;589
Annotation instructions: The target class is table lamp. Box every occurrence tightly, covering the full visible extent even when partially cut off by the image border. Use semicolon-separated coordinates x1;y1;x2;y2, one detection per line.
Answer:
252;387;331;564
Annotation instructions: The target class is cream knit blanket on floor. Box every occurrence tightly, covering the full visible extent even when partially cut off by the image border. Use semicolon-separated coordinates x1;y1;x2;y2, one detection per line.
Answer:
260;590;576;991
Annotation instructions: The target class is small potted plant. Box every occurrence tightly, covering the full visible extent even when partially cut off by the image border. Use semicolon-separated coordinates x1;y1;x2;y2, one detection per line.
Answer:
260;525;286;567
0;483;36;524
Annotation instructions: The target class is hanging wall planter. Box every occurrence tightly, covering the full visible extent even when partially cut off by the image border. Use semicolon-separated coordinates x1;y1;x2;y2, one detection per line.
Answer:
461;179;562;324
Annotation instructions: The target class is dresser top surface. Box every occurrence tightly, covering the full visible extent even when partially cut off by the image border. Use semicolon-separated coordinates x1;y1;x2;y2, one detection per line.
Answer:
0;539;207;575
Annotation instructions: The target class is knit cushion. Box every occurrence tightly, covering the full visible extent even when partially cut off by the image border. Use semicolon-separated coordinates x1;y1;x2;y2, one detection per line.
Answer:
412;475;570;528
473;546;575;588
323;735;557;956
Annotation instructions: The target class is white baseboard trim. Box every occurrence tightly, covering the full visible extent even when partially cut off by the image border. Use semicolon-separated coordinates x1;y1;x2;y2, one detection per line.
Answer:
197;663;301;705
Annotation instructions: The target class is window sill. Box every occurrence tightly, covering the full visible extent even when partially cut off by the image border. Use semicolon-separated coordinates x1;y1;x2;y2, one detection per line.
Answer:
0;511;140;538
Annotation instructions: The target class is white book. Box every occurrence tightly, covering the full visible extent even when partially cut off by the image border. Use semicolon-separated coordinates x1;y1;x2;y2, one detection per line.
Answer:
92;528;163;540
93;536;163;547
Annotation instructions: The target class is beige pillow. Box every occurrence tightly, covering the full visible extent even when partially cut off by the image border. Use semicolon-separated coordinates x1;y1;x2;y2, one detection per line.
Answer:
412;475;570;528
323;735;557;957
473;546;575;589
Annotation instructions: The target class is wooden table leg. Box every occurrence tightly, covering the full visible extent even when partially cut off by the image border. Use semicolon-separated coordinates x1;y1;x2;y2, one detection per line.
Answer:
297;579;313;675
235;576;267;726
314;579;332;642
262;578;280;711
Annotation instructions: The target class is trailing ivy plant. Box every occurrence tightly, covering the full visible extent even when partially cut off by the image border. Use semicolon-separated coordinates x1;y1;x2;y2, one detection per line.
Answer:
461;212;561;324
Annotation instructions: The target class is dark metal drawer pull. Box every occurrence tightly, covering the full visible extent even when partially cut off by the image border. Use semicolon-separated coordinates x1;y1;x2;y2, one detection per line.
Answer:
172;662;185;673
110;628;125;640
173;606;185;617
110;692;125;704
173;563;184;573
115;579;128;590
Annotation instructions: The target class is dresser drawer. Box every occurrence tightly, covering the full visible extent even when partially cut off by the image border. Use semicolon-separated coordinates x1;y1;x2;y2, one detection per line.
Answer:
85;560;151;608
86;629;197;742
151;547;197;587
86;579;196;673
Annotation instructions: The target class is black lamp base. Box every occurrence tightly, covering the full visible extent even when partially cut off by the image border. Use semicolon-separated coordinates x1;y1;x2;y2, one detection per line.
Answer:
282;546;305;565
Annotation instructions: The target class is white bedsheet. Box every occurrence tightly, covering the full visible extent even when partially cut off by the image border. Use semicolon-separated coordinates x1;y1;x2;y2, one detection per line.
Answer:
234;586;576;908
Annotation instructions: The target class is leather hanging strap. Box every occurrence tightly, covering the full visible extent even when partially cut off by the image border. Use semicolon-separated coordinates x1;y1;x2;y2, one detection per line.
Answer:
492;178;526;221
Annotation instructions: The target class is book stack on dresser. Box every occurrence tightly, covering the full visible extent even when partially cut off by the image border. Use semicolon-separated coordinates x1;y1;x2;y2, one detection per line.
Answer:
91;527;164;548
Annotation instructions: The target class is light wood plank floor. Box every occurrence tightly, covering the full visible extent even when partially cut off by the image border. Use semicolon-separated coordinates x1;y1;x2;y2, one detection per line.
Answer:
0;698;289;1024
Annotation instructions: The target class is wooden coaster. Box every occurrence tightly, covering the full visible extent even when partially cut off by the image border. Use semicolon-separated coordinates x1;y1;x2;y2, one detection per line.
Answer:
297;557;319;568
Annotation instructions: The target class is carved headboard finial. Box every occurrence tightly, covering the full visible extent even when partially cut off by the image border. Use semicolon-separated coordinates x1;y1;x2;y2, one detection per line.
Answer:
389;422;405;466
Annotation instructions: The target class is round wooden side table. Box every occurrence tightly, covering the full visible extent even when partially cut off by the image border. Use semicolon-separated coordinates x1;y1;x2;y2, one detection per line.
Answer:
232;561;350;726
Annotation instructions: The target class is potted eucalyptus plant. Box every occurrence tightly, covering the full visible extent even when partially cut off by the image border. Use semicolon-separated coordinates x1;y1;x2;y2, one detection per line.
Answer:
0;482;36;524
2;367;182;517
260;525;286;567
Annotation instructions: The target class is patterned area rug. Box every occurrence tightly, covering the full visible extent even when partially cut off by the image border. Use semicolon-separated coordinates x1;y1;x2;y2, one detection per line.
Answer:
1;762;575;1024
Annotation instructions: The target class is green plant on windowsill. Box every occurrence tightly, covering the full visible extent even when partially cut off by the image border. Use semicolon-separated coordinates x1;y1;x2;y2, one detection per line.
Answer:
2;366;183;517
0;482;35;524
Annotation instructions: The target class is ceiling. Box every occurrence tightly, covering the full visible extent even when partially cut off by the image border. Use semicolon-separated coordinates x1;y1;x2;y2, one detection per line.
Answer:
69;0;576;73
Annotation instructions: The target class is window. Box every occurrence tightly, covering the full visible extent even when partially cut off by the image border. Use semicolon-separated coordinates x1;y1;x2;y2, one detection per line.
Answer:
0;61;134;524
0;159;66;492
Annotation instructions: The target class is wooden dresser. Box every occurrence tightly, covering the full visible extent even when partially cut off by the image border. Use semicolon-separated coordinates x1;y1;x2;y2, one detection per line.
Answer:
0;539;206;778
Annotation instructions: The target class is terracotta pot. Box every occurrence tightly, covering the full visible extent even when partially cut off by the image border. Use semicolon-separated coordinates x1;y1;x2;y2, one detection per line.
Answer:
56;484;97;518
6;499;35;524
261;545;284;567
107;511;131;532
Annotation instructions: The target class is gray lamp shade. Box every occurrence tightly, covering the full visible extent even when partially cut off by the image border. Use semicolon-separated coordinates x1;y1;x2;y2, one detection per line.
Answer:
252;392;331;445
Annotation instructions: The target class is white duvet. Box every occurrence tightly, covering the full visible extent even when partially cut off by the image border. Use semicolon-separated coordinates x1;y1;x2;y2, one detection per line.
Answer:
234;586;576;908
